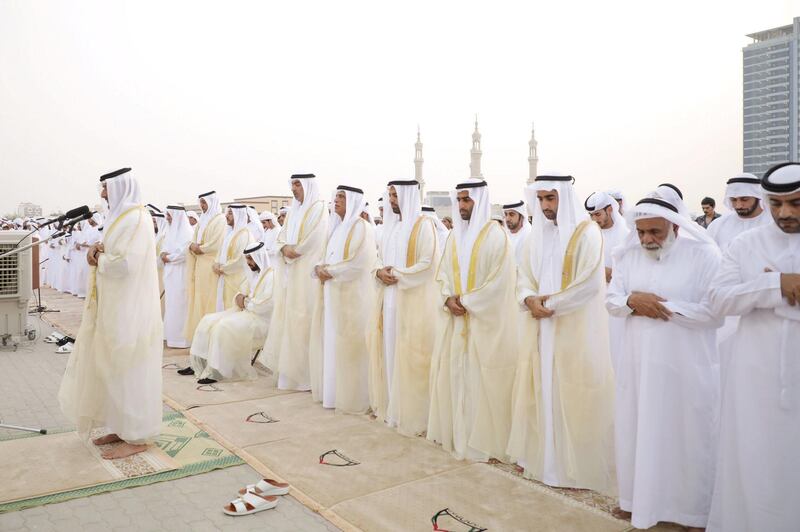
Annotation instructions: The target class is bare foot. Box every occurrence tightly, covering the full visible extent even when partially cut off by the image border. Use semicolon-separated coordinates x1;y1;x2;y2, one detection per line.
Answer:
101;442;148;459
611;507;632;520
92;433;122;446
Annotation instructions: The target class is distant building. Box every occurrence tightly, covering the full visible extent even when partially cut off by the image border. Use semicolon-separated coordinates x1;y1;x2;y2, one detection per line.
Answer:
224;195;292;214
17;202;42;218
424;190;451;219
743;18;800;175
470;117;483;179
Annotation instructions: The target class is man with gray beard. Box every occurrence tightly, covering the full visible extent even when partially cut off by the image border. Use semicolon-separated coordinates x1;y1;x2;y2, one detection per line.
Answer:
606;192;722;531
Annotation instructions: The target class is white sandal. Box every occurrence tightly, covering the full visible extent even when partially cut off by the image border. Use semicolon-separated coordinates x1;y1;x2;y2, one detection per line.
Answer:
56;344;73;354
44;333;65;344
223;491;277;516
238;478;290;497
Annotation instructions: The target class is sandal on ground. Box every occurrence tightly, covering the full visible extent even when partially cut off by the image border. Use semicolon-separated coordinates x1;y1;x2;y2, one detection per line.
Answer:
177;367;195;376
222;492;277;516
56;344;73;354
43;333;65;344
238;478;290;497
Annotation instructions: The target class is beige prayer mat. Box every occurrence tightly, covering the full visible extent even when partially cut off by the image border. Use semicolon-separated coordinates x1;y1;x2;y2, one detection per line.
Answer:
188;392;371;448
0;431;178;504
160;355;297;409
243;421;470;508
331;463;629;532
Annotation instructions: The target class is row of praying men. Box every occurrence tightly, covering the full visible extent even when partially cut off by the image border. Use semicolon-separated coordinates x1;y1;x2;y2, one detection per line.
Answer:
50;163;798;531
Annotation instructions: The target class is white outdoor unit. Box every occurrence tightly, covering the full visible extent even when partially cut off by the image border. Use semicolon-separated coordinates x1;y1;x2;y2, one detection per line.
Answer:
0;230;32;340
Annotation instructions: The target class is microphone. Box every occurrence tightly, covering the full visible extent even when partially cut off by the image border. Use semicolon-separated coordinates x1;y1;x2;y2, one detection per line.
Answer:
38;206;91;229
62;210;94;229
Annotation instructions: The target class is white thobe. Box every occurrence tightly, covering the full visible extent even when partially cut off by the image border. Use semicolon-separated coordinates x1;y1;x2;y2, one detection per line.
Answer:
602;221;630;373
536;226;562;485
379;222;402;413
707;223;800;532
163;245;190;348
507;224;531;264
707;210;772;252
707;210;773;347
191;271;274;381
607;237;722;530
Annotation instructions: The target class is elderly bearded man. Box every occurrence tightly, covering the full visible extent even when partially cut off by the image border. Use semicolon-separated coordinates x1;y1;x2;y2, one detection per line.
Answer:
707;162;800;532
607;193;722;531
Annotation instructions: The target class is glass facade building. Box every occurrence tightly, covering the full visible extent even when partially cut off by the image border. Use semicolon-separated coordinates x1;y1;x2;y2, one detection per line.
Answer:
743;18;800;176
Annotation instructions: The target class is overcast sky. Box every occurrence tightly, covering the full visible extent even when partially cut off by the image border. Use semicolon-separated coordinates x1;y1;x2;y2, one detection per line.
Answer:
2;0;799;216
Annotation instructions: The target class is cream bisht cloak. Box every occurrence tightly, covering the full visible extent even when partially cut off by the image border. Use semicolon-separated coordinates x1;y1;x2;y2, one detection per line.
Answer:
215;225;252;311
184;209;226;339
369;214;441;435
427;220;518;460
261;195;328;390
191;245;275;381
507;219;616;494
308;194;377;414
59;205;163;444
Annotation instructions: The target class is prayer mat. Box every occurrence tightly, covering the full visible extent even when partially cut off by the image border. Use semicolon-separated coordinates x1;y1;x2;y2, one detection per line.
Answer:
188;392;370;449
161;355;297;409
243;421;470;508
331;463;631;532
0;411;242;513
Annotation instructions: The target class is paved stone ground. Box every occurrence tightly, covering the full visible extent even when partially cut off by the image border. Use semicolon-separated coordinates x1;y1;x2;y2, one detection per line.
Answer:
0;315;339;532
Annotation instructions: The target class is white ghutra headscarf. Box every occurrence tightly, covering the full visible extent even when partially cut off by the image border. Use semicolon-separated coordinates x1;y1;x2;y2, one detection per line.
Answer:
326;185;367;263
100;168;142;229
286;174;320;245
451;179;491;288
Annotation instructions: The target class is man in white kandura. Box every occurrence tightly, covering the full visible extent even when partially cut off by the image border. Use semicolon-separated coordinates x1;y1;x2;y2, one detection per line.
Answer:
585;190;631;371
428;179;518;461
607;193;722;531
421;205;449;252
502;200;531;263
160;205;193;349
707;174;772;252
370;180;440;435
308;185;376;414
262;174;327;391
507;173;615;494
185;191;226;339
259;210;282;264
212;204;252;312
190;241;275;385
706;174;774;350
707;162;800;532
59;168;162;459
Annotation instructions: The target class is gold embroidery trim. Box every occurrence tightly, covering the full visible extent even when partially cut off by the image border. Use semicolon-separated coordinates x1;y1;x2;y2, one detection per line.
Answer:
405;217;425;268
467;222;495;291
560;220;592;290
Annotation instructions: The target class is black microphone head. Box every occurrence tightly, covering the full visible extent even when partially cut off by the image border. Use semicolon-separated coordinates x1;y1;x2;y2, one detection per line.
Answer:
64;205;90;219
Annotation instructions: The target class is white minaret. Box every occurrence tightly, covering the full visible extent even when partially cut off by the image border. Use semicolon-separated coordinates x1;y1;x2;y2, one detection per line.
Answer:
414;126;425;196
469;115;483;179
527;122;539;184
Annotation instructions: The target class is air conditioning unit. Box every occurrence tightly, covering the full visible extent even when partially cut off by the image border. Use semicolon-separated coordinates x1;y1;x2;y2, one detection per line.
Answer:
0;231;32;340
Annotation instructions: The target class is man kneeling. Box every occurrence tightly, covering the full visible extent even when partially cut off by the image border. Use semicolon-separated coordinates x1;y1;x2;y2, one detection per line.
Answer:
187;242;274;384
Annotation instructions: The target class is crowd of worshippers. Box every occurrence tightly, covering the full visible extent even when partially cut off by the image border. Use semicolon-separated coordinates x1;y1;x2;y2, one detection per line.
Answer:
29;162;799;531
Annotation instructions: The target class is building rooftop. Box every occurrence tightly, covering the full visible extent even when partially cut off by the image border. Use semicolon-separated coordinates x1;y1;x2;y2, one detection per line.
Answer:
746;23;795;43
